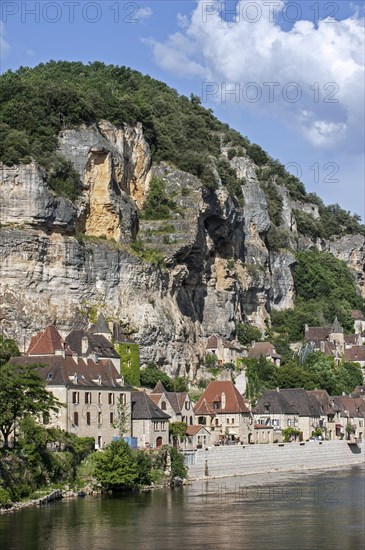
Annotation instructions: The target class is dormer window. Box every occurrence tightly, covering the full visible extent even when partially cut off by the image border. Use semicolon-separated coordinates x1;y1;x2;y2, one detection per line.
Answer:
47;373;53;381
213;401;219;410
161;401;167;411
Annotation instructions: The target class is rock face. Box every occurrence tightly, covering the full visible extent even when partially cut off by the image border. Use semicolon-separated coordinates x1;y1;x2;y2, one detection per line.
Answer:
0;122;364;376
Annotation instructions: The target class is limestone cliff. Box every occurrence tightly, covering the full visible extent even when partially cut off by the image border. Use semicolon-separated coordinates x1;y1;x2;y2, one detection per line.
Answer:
1;122;364;377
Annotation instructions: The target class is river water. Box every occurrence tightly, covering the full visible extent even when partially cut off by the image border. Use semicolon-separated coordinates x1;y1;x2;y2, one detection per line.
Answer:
1;465;364;550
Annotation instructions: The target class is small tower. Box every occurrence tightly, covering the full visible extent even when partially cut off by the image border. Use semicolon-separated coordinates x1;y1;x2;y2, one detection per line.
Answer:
330;317;344;353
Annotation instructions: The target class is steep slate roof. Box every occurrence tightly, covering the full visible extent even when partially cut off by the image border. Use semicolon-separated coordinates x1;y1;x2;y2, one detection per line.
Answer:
352;386;365;397
28;325;71;356
331;317;343;333
344;346;365;362
247;342;280;359
150;381;188;414
9;355;124;388
304;327;331;343
332;396;365;419
194;381;250;415
65;329;120;359
89;312;111;335
254;390;297;415
131;391;170;420
307;390;340;415
280;389;322;417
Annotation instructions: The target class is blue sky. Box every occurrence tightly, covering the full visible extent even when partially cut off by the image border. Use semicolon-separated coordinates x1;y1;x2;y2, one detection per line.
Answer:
1;1;364;220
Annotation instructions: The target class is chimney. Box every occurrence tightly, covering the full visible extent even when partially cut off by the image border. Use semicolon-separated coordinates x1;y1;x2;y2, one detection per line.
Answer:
55;349;65;358
81;336;88;355
305;324;309;333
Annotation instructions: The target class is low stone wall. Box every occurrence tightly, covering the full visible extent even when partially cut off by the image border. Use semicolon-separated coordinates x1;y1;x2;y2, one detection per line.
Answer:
0;490;63;514
188;440;365;480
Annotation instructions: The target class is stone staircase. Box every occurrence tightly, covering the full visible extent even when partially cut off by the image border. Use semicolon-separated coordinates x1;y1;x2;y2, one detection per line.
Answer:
188;440;365;479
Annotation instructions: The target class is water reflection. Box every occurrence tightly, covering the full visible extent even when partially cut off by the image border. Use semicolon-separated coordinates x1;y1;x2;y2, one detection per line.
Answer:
1;466;364;550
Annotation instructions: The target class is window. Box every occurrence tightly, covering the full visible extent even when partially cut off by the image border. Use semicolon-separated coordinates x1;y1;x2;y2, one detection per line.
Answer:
213;401;219;410
231;418;235;424
98;392;102;405
108;393;114;405
74;412;79;426
185;401;190;410
119;393;126;405
86;412;91;426
215;418;219;426
161;422;166;432
42;412;50;425
161;401;167;411
97;436;102;449
85;392;91;404
47;373;53;381
153;422;159;431
287;419;291;427
110;412;114;425
98;412;102;425
72;392;79;404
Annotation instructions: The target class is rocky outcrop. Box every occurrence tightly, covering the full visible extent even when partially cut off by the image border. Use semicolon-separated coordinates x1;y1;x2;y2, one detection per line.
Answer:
0;122;364;376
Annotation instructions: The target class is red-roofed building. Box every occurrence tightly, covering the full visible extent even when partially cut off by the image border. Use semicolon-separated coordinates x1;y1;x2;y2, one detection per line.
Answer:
27;325;72;356
183;425;211;451
194;380;252;444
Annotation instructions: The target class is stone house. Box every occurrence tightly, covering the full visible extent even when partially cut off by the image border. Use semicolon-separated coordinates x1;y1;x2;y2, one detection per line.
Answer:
332;396;365;441
247;341;281;366
149;381;195;426
253;389;298;443
9;353;130;449
343;346;365;380
194;380;252;444
131;391;170;449
183;425;211;451
205;335;241;366
254;388;323;442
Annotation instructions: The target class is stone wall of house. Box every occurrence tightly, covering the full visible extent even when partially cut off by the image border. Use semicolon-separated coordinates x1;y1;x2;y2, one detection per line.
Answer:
131;419;169;449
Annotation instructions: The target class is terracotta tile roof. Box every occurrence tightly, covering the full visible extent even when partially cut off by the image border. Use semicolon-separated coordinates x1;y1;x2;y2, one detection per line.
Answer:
344;334;359;345
27;325;71;356
247;342;280;359
304;327;331;343
9;355;124;388
254;424;273;429
131;391;170;420
352;310;365;321
186;425;208;436
149;394;161;405
344;346;365;362
194;381;250;415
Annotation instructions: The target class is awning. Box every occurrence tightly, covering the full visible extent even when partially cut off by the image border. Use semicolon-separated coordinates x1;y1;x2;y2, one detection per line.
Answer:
335;424;343;428
228;430;239;435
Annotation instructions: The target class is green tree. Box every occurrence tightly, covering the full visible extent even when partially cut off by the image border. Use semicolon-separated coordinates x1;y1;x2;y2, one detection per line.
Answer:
140;363;174;391
113;396;131;437
236;323;262;346
169;422;187;447
0;362;60;448
204;353;218;369
93;439;138;490
0;336;20;367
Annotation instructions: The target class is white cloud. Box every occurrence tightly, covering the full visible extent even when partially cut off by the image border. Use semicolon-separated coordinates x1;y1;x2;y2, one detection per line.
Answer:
147;0;365;152
137;7;152;21
0;22;11;58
